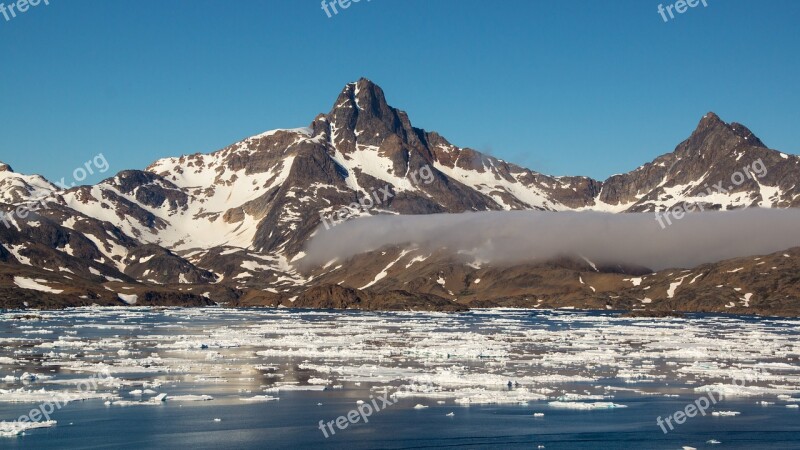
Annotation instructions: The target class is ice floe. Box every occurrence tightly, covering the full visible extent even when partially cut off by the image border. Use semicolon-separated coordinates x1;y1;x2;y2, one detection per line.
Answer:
0;420;56;438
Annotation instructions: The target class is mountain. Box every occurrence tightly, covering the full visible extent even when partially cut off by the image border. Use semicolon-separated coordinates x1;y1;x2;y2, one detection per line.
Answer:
597;112;800;211
1;79;799;315
0;161;56;204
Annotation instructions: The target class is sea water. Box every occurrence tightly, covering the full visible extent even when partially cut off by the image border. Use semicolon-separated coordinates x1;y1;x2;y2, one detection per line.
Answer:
0;307;799;449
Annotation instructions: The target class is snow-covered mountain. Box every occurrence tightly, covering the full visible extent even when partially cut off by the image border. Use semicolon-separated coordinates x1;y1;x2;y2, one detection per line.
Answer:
596;112;800;212
1;79;799;314
0;162;56;205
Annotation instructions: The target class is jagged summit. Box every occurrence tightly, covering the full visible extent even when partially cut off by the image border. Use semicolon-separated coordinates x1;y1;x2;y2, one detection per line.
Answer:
697;111;725;128
692;111;766;148
333;78;387;110
323;78;419;153
328;78;392;119
0;162;12;172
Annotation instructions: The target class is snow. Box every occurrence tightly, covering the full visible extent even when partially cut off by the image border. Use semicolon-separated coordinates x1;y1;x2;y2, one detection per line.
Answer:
433;154;564;211
405;254;429;269
360;250;410;289
13;277;63;294
240;260;271;272
0;167;57;205
581;256;599;272
66;140;300;253
667;275;690;299
82;232;129;271
585;197;638;213
118;294;138;305
348;148;421;193
625;277;643;287
5;244;32;265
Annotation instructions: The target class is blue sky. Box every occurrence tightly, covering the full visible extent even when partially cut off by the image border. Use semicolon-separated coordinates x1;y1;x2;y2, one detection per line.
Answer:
1;0;798;184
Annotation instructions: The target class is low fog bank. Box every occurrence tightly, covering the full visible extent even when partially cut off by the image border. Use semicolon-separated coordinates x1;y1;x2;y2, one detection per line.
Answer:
301;209;800;271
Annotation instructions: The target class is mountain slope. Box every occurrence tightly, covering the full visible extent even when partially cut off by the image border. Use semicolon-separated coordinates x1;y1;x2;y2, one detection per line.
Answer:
598;112;800;212
1;79;799;314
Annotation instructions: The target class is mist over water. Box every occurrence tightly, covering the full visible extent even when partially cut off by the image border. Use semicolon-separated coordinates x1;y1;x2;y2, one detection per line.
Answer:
302;209;800;271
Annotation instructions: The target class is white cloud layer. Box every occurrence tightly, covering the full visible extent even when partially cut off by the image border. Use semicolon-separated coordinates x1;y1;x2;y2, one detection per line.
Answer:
302;209;800;271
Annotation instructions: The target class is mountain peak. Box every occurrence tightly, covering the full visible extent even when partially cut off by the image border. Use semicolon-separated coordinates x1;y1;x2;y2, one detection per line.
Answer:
0;162;12;173
330;78;392;117
323;78;419;152
696;111;726;130
353;77;377;89
691;112;766;148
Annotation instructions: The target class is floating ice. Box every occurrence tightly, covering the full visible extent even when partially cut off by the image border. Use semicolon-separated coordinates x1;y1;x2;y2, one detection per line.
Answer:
240;395;279;402
712;411;741;416
548;401;627;410
0;420;56;438
168;395;213;402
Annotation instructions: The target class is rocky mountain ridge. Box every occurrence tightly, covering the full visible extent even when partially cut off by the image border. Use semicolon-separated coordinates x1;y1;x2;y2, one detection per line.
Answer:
1;78;799;315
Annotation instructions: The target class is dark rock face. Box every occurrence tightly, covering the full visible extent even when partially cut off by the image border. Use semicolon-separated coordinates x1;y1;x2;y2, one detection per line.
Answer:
0;243;10;262
1;79;799;314
112;171;189;211
291;284;468;312
123;244;217;285
0;263;213;310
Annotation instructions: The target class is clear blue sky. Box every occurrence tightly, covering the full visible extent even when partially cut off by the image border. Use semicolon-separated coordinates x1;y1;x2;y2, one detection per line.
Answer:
1;0;798;184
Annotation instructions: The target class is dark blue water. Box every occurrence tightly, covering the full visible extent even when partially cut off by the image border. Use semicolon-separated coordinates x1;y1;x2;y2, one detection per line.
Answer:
1;308;798;449
3;393;799;449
